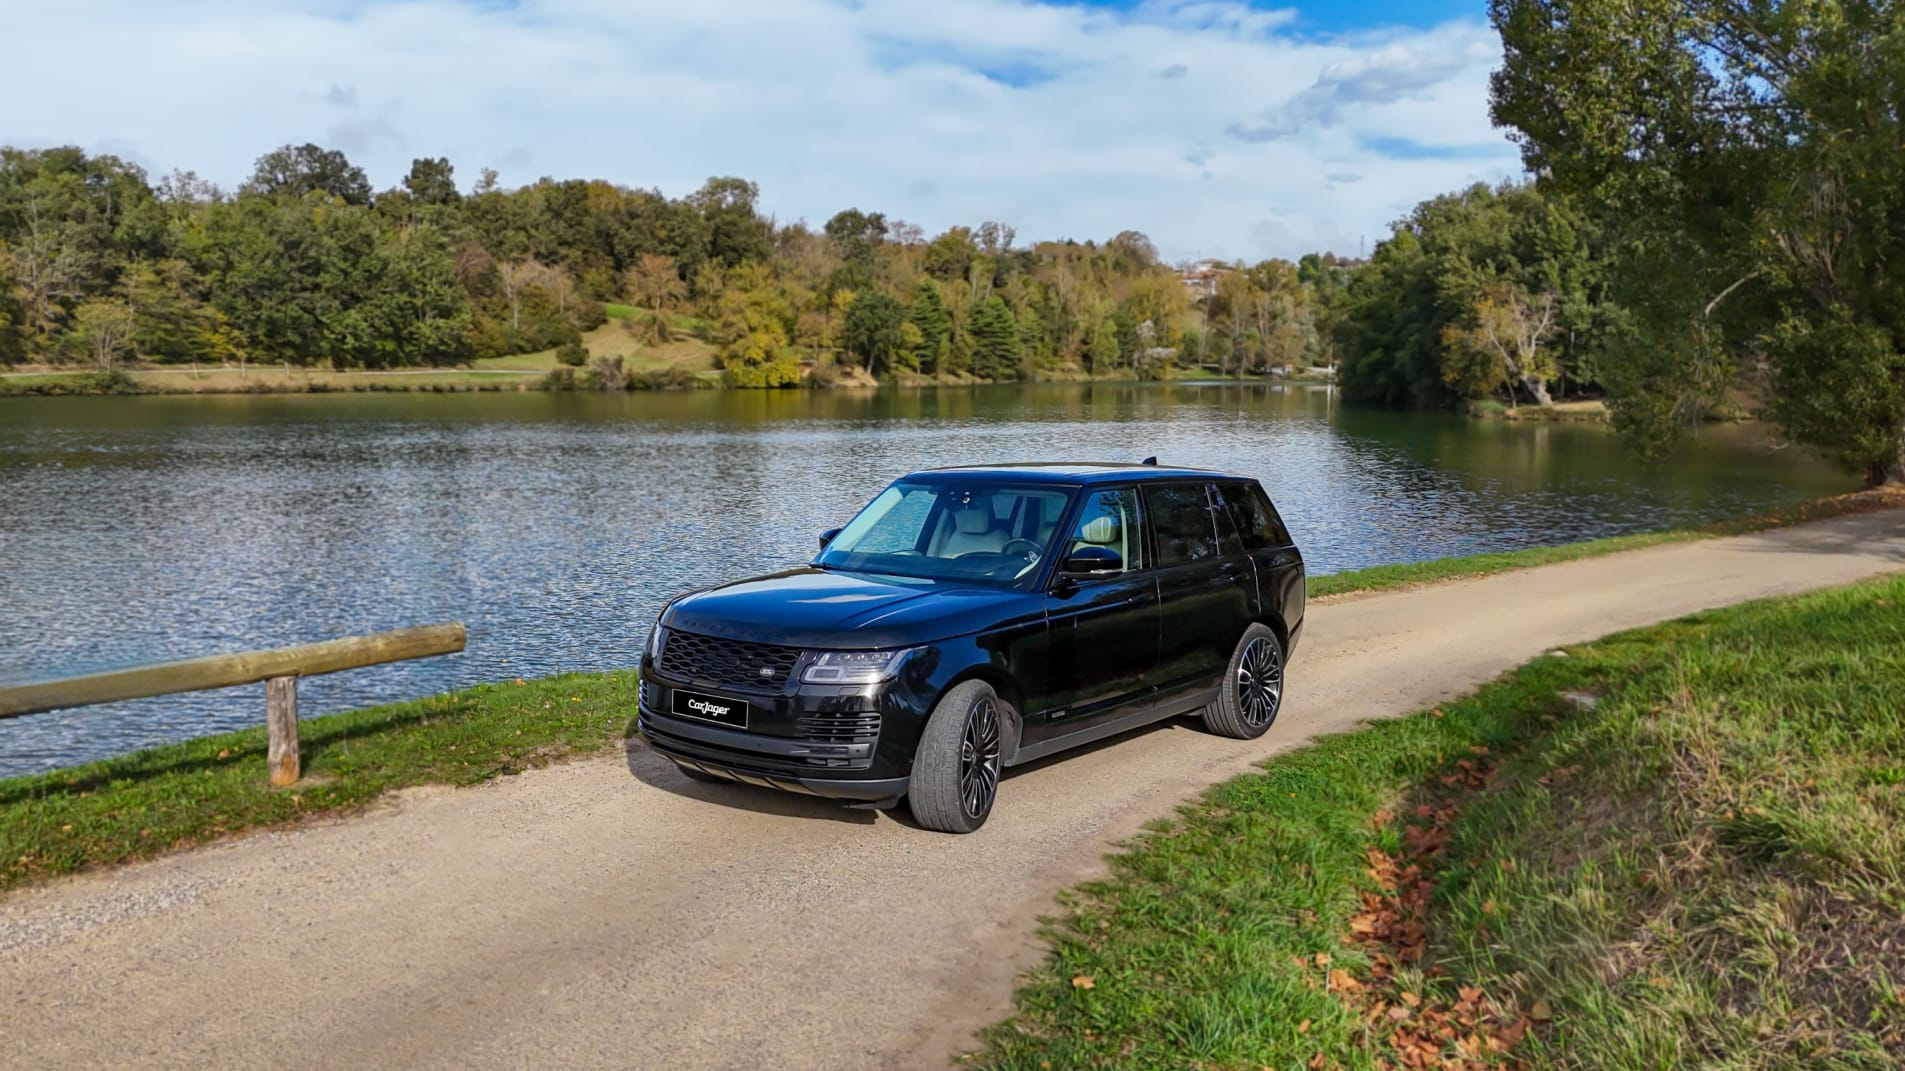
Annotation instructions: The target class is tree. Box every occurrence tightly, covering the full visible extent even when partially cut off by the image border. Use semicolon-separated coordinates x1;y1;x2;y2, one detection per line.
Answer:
0;247;25;363
245;144;372;204
969;295;1021;380
689;176;772;269
496;260;559;333
71;298;133;370
908;279;952;375
1491;0;1905;485
403;157;460;206
624;253;685;314
1441;282;1558;406
713;263;800;387
129;259;211;363
1088;317;1119;374
842;289;906;375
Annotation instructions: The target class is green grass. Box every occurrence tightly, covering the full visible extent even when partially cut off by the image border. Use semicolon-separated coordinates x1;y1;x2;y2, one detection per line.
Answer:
971;573;1905;1070
603;302;636;321
0;672;638;893
1308;490;1895;599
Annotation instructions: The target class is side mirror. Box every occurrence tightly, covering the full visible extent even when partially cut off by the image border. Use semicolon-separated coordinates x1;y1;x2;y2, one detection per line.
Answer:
819;527;843;550
1061;546;1122;576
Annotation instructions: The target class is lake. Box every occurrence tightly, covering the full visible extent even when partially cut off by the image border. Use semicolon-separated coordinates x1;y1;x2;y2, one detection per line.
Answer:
0;384;1851;776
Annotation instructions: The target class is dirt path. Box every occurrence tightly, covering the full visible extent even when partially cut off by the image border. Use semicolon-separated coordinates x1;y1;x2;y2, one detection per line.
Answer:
4;510;1903;1071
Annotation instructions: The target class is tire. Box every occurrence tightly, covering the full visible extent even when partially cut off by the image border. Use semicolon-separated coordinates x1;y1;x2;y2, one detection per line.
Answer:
1202;623;1285;740
908;680;1004;834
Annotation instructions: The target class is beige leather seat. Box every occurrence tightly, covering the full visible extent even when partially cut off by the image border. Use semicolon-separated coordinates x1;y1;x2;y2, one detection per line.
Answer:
1068;514;1124;563
940;502;1007;557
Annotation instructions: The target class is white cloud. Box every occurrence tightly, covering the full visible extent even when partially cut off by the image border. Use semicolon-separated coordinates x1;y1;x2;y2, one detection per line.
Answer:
0;0;1523;262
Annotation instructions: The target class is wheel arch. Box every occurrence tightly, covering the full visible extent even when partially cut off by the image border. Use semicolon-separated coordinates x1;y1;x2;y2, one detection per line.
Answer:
935;664;1027;764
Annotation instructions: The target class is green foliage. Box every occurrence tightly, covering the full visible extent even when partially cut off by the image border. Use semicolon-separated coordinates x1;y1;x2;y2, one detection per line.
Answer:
401;156;459;206
555;337;588;367
1088;317;1119;373
842;289;907;374
969;295;1021;380
907;279;951;374
1339;182;1612;408
1490;0;1905;483
246;143;371;204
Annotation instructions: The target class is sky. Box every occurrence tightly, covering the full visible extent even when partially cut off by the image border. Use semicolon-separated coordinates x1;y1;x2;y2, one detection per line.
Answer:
0;0;1524;263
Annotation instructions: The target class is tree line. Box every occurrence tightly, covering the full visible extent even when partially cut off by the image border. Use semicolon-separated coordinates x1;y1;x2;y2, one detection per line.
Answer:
0;143;1353;389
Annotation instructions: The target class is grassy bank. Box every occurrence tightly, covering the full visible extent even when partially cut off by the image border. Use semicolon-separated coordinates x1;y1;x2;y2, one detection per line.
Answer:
0;672;637;893
1308;487;1902;599
0;493;1893;897
972;572;1905;1070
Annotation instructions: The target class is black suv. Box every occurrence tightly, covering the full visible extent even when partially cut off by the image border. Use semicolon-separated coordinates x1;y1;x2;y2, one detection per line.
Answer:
637;462;1305;832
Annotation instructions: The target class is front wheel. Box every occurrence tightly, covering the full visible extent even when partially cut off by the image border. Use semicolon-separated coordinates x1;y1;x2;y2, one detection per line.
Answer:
908;680;1004;833
1203;624;1285;739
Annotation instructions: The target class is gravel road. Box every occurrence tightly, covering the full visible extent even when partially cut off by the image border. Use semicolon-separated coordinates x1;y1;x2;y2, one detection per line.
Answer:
4;510;1902;1070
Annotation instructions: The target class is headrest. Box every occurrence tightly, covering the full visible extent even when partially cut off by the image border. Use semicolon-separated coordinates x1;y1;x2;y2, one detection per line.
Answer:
1081;515;1120;544
952;504;995;535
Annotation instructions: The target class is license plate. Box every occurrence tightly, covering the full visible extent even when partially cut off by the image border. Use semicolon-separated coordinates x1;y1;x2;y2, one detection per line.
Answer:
671;688;749;729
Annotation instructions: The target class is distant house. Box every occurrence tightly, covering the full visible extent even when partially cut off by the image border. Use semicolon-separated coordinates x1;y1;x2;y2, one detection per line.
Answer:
1178;259;1229;301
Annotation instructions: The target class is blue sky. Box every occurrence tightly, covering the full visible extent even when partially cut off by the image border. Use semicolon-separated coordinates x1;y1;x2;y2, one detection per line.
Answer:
0;0;1522;261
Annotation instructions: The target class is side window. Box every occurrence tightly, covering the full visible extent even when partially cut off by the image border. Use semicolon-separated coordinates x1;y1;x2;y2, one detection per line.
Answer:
1063;487;1142;573
1144;484;1219;566
1211;485;1245;558
1219;482;1291;550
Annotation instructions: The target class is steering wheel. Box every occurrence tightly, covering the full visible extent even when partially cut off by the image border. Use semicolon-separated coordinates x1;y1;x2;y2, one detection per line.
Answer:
1001;538;1042;560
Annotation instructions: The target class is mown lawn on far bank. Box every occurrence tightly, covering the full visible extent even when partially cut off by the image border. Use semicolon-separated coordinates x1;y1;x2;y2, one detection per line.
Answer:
969;572;1905;1070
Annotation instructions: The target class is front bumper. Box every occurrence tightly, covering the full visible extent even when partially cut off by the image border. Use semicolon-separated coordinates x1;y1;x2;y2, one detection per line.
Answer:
636;673;918;801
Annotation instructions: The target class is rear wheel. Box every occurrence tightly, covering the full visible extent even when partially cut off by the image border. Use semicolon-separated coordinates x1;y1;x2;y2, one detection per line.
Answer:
908;680;1003;833
1202;624;1284;740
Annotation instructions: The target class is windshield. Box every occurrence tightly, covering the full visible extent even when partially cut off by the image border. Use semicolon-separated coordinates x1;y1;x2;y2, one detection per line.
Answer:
816;480;1076;587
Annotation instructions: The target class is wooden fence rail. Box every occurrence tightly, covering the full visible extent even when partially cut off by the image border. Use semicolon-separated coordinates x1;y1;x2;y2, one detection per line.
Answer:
0;623;468;785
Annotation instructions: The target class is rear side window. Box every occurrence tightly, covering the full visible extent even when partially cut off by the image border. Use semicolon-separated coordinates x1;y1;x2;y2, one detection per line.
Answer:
1218;482;1292;550
1143;484;1219;566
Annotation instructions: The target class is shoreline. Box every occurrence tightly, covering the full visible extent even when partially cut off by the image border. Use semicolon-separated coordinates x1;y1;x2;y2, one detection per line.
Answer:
0;365;1342;398
2;487;1896;894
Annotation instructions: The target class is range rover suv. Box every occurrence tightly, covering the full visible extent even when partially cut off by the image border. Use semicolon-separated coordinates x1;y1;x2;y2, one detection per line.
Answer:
637;462;1305;833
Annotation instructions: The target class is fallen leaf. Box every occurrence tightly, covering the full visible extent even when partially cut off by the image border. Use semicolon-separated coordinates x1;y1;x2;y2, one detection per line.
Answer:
1071;975;1096;990
1314;953;1332;967
1400;991;1420;1007
1530;999;1553;1022
216;749;230;760
1387;1005;1412;1022
1309;1052;1327;1070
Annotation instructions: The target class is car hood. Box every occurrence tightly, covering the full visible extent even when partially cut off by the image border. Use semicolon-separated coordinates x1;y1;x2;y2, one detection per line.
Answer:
663;568;1036;649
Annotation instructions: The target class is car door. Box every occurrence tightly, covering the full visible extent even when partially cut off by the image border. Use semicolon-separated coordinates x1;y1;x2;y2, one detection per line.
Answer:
1145;481;1254;703
1217;479;1302;629
1027;486;1159;745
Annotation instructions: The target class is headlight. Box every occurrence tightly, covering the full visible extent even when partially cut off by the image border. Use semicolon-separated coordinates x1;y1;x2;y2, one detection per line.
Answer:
801;649;911;685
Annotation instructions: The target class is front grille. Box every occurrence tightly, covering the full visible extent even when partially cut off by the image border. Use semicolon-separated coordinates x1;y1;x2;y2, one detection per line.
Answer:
658;629;803;690
795;710;882;745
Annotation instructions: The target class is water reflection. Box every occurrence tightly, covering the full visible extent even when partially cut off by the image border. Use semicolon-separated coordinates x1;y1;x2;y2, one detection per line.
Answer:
0;384;1848;775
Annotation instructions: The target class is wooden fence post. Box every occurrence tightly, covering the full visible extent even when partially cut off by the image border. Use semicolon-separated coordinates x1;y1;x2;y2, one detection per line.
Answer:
267;676;300;786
